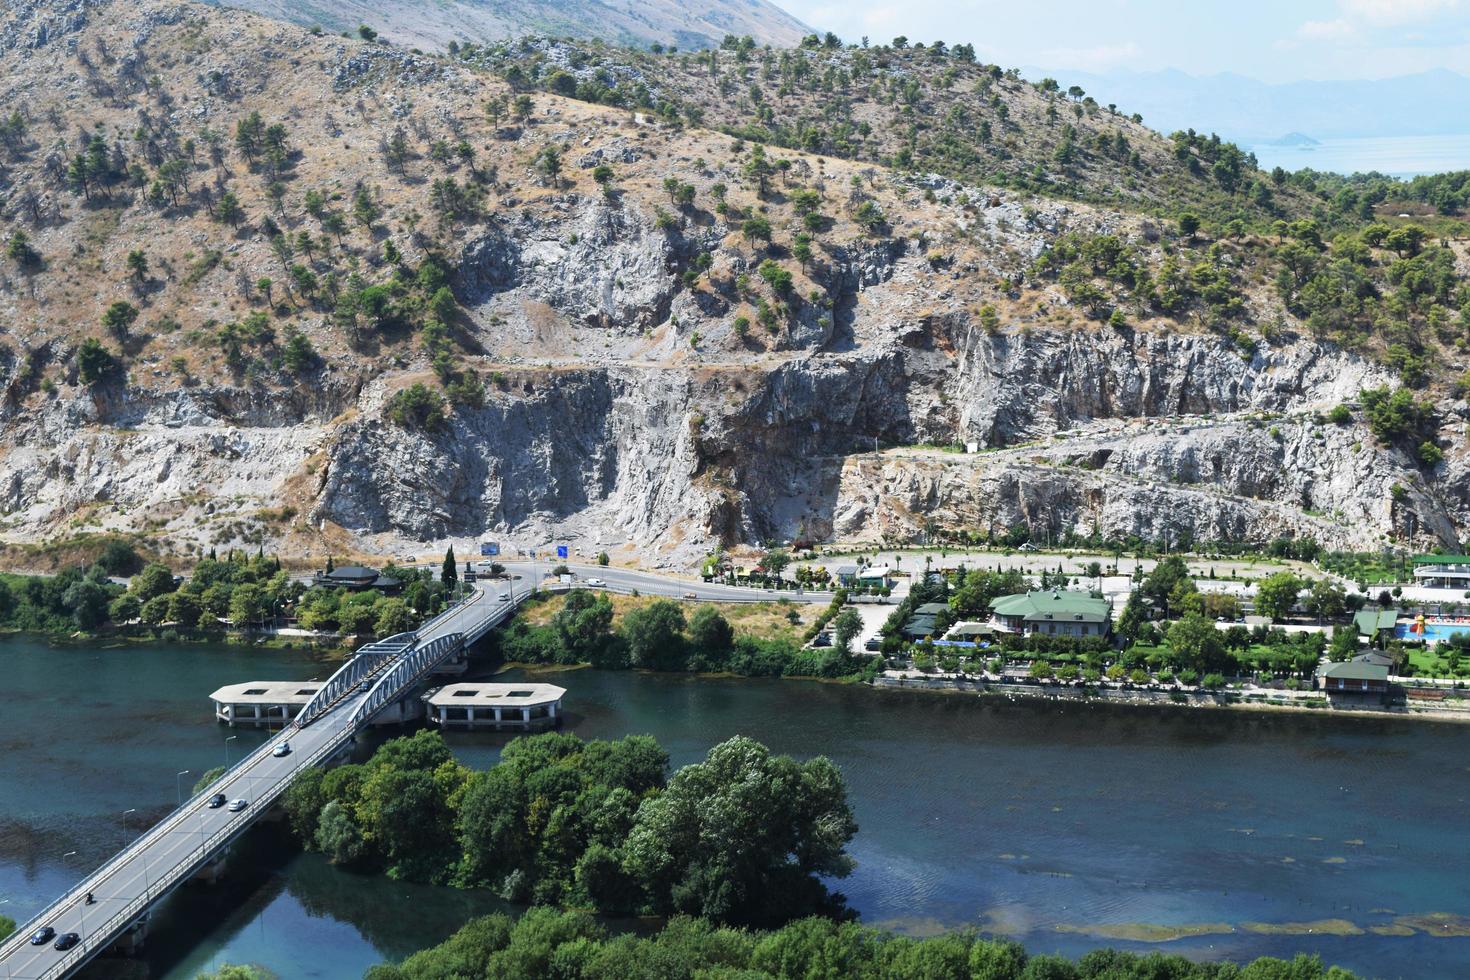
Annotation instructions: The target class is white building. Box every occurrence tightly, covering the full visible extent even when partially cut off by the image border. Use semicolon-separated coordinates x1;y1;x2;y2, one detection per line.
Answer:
424;683;566;731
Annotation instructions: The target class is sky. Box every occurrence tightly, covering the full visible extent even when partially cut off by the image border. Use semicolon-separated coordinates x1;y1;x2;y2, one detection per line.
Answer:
775;0;1470;82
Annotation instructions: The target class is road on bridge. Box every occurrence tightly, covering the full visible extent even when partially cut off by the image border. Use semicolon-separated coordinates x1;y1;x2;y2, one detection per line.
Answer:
0;577;539;980
0;563;819;978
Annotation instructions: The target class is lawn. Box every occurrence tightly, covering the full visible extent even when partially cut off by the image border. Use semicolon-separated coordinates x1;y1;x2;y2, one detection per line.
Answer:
517;592;819;643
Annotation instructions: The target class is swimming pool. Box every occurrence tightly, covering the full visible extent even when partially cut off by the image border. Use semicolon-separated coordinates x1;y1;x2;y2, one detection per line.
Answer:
1395;621;1470;643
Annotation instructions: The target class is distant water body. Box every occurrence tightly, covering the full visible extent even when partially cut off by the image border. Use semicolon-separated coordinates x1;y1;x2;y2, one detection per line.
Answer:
1249;134;1470;178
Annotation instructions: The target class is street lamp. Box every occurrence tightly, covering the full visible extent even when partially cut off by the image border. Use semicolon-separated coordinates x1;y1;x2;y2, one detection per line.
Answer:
121;811;152;889
62;851;88;938
176;770;191;807
224;734;239;770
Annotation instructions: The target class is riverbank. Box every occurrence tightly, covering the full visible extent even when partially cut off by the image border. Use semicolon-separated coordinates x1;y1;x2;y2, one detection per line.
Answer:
872;673;1470;723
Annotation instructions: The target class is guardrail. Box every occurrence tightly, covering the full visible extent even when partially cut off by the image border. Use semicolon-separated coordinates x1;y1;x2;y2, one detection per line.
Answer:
295;632;415;727
3;719;355;979
1;584;511;978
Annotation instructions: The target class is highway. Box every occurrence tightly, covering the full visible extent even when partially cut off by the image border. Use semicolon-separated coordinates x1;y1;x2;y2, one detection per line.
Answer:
495;559;836;605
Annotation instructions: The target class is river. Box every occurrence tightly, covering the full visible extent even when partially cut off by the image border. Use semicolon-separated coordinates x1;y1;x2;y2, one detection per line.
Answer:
2;637;1469;979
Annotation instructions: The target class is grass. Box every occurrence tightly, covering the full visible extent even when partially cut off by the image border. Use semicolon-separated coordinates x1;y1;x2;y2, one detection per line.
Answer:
517;592;820;642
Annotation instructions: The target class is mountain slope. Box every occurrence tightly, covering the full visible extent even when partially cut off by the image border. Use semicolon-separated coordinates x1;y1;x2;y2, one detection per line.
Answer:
452;37;1326;224
0;0;1465;568
207;0;814;52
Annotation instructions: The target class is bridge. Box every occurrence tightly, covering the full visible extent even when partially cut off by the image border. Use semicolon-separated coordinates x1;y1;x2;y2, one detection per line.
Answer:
0;578;527;980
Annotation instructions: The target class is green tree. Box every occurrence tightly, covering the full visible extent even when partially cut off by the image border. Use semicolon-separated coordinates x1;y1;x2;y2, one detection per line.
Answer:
1254;571;1303;622
832;607;863;653
551;589;614;661
76;338;121;386
125;249;149;281
1165;613;1223;672
129;562;176;601
108;592;140;624
375;597;414;636
688;605;735;658
315;799;367;865
623;735;856;926
101;301;139;340
441;545;458;591
621;599;687;670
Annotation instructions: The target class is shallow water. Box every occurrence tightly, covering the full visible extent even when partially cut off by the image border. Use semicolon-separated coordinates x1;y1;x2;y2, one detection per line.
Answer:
2;639;1469;978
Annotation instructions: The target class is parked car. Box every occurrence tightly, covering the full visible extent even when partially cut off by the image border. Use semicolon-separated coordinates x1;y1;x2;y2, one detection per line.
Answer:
227;799;248;812
207;793;227;809
53;932;79;951
864;638;882;652
272;741;291;758
29;926;55;945
812;633;832;648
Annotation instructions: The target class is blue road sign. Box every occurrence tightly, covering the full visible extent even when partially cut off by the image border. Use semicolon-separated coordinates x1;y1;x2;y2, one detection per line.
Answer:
556;545;569;559
481;542;499;557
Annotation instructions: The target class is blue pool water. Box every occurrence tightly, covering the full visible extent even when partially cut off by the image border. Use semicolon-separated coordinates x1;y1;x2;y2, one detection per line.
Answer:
1395;622;1470;643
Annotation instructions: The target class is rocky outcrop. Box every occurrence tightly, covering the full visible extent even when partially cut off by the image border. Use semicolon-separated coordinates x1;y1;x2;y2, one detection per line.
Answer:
457;199;683;331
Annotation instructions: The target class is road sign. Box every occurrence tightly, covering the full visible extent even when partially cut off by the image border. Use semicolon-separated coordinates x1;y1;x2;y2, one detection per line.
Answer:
556;545;569;559
480;542;499;557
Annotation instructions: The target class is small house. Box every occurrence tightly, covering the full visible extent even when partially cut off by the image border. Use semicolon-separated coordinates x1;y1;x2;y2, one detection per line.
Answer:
834;565;861;586
1316;659;1390;697
989;589;1112;637
312;564;404;594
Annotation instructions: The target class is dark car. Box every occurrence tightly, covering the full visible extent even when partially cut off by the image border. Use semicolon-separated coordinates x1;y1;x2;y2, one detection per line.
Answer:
812;632;832;647
29;925;55;945
207;793;227;809
54;932;80;951
864;638;882;651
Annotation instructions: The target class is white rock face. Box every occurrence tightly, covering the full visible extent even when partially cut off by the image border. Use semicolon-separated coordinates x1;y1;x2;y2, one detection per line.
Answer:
0;189;1461;565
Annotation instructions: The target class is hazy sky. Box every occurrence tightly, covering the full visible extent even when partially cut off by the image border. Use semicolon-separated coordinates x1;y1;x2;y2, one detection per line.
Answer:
776;0;1470;82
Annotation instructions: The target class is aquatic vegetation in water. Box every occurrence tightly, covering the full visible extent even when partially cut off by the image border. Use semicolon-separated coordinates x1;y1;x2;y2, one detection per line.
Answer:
1241;919;1365;936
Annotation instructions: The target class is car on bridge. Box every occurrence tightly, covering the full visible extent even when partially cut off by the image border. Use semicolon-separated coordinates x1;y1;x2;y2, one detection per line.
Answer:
207;792;227;808
273;741;291;757
227;799;249;812
498;592;510;602
54;932;79;951
29;925;55;945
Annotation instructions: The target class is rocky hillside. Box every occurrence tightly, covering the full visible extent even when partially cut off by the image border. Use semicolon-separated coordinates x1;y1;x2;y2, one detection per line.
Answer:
451;36;1326;224
208;0;813;52
0;0;1466;569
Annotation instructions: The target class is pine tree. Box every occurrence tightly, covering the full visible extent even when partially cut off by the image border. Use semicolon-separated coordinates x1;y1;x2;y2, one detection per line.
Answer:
441;546;458;590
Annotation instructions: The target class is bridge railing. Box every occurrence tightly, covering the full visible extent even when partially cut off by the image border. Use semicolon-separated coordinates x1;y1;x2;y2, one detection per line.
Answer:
3;720;356;979
295;632;415;727
348;632;466;729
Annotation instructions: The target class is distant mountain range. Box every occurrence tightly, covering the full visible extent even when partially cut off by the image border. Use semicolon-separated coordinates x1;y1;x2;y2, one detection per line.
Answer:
208;0;813;51
1023;67;1470;144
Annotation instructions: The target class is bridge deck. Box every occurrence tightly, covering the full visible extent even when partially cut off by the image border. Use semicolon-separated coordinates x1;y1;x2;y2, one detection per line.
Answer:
0;579;523;980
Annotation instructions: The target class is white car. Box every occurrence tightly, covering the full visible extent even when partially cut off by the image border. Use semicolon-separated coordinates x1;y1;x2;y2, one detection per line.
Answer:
273;741;291;757
585;578;605;587
498;592;510;602
227;799;249;812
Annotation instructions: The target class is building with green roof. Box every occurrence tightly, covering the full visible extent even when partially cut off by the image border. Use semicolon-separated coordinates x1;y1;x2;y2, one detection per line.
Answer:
1412;555;1470;588
989;589;1112;638
1316;658;1389;697
1353;609;1398;643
